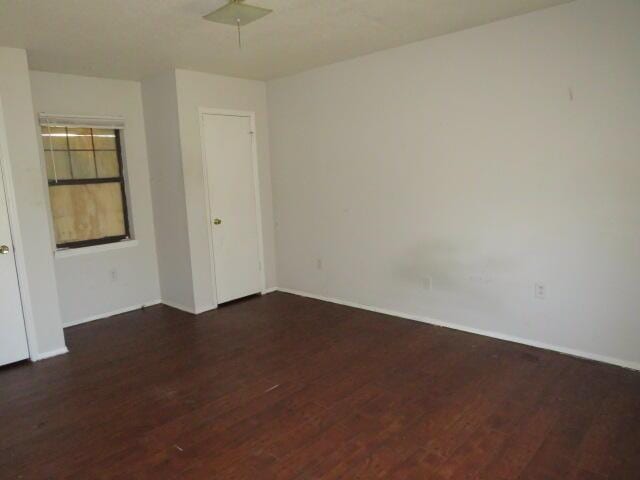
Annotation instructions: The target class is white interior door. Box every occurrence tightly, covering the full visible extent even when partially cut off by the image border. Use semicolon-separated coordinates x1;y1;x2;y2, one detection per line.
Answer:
202;113;262;304
0;162;29;366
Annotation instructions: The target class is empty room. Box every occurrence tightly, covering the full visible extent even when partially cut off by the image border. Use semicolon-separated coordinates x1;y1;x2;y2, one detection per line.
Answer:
1;0;639;478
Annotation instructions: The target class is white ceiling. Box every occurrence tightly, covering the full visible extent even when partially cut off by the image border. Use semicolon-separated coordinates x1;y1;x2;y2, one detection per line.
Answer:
0;0;574;81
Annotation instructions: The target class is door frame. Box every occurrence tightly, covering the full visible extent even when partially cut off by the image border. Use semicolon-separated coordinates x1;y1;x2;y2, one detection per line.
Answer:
198;107;267;307
0;97;39;360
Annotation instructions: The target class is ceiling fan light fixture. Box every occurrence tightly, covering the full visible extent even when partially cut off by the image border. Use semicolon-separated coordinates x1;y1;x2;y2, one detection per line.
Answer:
203;0;272;26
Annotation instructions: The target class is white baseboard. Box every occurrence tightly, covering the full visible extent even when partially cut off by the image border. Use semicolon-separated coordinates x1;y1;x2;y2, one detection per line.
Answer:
276;287;640;372
163;289;277;314
32;346;69;361
161;299;198;314
194;304;216;314
63;300;162;328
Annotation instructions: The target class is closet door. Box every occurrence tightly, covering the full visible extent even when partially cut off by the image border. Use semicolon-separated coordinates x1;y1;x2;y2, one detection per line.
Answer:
202;112;262;304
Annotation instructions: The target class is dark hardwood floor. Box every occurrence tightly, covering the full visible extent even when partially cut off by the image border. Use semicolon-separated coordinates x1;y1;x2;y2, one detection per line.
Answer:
1;292;639;479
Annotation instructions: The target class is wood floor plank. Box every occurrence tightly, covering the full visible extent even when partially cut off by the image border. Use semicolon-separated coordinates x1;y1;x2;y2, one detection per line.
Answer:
0;292;638;479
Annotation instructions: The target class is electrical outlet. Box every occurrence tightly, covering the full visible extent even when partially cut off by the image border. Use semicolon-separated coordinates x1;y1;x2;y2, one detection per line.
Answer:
110;269;118;282
316;258;323;270
423;276;432;291
535;282;546;299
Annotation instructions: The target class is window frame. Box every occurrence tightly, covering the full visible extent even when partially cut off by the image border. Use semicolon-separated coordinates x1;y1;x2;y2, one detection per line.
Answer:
42;124;132;250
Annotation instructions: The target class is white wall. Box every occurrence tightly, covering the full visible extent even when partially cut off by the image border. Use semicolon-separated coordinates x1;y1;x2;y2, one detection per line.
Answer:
30;71;161;326
268;0;640;368
141;71;195;312
0;48;66;357
175;69;277;312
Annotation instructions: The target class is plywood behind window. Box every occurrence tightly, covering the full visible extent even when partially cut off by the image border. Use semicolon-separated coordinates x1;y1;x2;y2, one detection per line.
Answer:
92;129;117;150
40;124;129;247
95;151;120;177
67;127;93;150
69;151;97;179
44;150;72;180
41;126;120;182
41;126;68;150
49;183;126;244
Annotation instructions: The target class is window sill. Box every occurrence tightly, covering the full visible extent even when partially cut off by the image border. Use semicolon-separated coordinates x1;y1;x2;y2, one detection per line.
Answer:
54;239;139;259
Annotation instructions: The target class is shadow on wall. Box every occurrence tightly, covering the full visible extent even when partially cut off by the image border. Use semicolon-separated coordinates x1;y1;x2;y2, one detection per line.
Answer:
392;238;525;313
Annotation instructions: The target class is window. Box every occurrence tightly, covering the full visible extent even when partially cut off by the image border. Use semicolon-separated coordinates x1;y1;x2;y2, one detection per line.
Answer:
40;118;131;249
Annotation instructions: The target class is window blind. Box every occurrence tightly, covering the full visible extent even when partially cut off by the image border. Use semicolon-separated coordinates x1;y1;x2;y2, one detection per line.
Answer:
39;113;125;130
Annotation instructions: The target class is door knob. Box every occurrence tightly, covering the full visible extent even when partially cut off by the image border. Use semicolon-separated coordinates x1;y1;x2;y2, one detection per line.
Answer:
213;218;222;225
0;245;9;255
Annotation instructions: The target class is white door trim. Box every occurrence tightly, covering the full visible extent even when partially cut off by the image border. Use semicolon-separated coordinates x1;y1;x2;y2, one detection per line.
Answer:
0;97;39;360
198;107;267;307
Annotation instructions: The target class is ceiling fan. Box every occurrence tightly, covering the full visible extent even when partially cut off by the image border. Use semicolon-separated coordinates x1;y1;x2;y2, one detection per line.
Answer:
203;0;272;48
